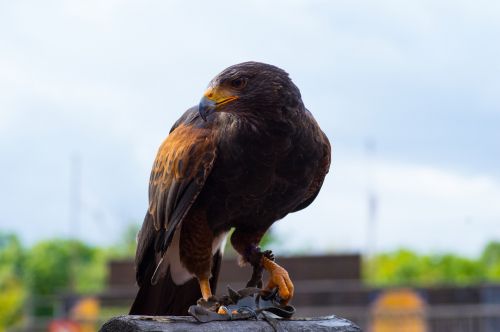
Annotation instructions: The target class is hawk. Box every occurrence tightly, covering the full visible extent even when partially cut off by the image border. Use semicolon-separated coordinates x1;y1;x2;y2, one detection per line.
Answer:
130;62;331;315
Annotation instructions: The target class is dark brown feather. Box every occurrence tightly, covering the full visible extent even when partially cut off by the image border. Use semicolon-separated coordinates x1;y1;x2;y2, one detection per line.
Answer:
134;109;217;286
130;250;222;315
292;113;332;212
131;62;332;315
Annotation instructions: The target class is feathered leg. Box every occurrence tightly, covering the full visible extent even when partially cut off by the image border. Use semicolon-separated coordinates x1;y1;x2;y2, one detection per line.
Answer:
179;207;225;310
231;227;294;304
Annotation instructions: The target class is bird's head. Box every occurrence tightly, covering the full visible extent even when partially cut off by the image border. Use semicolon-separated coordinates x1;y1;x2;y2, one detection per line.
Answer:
198;62;302;121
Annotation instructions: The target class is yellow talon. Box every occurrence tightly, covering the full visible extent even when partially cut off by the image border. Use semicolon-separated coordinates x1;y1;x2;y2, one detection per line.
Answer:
261;256;295;304
217;306;228;315
217;306;238;315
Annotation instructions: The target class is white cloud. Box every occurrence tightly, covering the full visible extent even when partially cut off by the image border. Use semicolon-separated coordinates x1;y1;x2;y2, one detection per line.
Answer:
274;158;500;256
0;0;499;256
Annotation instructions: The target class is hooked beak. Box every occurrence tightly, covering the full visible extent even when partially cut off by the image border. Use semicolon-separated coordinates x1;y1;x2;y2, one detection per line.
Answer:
198;96;216;121
198;86;238;121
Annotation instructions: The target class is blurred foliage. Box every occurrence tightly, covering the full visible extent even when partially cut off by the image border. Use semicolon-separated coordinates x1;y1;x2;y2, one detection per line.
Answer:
2;224;500;331
481;241;500;280
26;240;98;295
367;245;500;286
0;234;26;331
0;224;140;330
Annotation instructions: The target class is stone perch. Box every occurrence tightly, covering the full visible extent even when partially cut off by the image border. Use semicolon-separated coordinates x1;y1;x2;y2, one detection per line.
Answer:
99;315;362;332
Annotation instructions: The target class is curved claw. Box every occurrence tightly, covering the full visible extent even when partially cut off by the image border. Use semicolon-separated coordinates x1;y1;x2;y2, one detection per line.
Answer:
261;257;294;304
262;250;275;261
197;295;220;312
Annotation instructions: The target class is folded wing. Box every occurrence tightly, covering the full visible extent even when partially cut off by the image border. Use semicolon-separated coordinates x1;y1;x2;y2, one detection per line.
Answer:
134;110;217;286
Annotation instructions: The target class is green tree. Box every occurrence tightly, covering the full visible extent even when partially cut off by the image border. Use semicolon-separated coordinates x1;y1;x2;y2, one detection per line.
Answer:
369;249;422;286
481;241;500;280
0;233;26;331
24;239;110;317
25;239;109;295
368;248;486;286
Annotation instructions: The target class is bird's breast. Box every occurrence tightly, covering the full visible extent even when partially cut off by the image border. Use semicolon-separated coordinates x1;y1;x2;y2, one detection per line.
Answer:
204;118;322;225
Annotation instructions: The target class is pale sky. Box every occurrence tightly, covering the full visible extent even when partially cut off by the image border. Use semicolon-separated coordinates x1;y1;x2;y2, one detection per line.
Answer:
1;0;499;256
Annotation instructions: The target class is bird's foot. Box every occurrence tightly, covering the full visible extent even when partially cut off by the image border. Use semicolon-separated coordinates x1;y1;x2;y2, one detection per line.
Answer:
196;295;220;312
261;250;275;261
189;286;296;322
197;294;239;314
262;256;294;304
246;247;275;266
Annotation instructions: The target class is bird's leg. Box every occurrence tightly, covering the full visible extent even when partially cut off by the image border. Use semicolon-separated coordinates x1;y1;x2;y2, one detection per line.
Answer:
231;229;269;288
245;247;274;288
180;208;221;311
247;265;264;288
262;255;295;304
230;227;293;301
245;246;263;288
199;277;212;300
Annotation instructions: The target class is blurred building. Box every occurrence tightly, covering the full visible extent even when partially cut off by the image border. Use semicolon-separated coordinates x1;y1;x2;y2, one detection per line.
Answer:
20;254;500;331
103;255;500;332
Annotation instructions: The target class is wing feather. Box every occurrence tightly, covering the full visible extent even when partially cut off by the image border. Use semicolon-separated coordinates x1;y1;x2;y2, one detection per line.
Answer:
292;121;331;212
135;109;217;286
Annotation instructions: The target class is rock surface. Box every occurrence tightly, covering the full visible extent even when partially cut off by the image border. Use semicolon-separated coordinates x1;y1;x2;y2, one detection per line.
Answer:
99;315;362;332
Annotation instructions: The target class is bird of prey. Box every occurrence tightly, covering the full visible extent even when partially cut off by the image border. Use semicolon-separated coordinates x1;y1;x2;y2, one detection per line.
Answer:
129;62;331;316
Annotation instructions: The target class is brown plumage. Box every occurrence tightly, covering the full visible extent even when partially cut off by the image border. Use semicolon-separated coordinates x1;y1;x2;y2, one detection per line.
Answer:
129;62;331;316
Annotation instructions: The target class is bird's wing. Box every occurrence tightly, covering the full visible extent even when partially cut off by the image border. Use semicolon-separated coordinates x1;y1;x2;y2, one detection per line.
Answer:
134;108;217;286
292;116;331;212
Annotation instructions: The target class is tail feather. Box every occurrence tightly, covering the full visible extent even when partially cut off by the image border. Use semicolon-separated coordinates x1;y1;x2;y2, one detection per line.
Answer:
129;250;222;315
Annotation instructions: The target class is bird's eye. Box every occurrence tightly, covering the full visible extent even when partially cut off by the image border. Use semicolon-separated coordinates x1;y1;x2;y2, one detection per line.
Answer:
230;77;247;89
